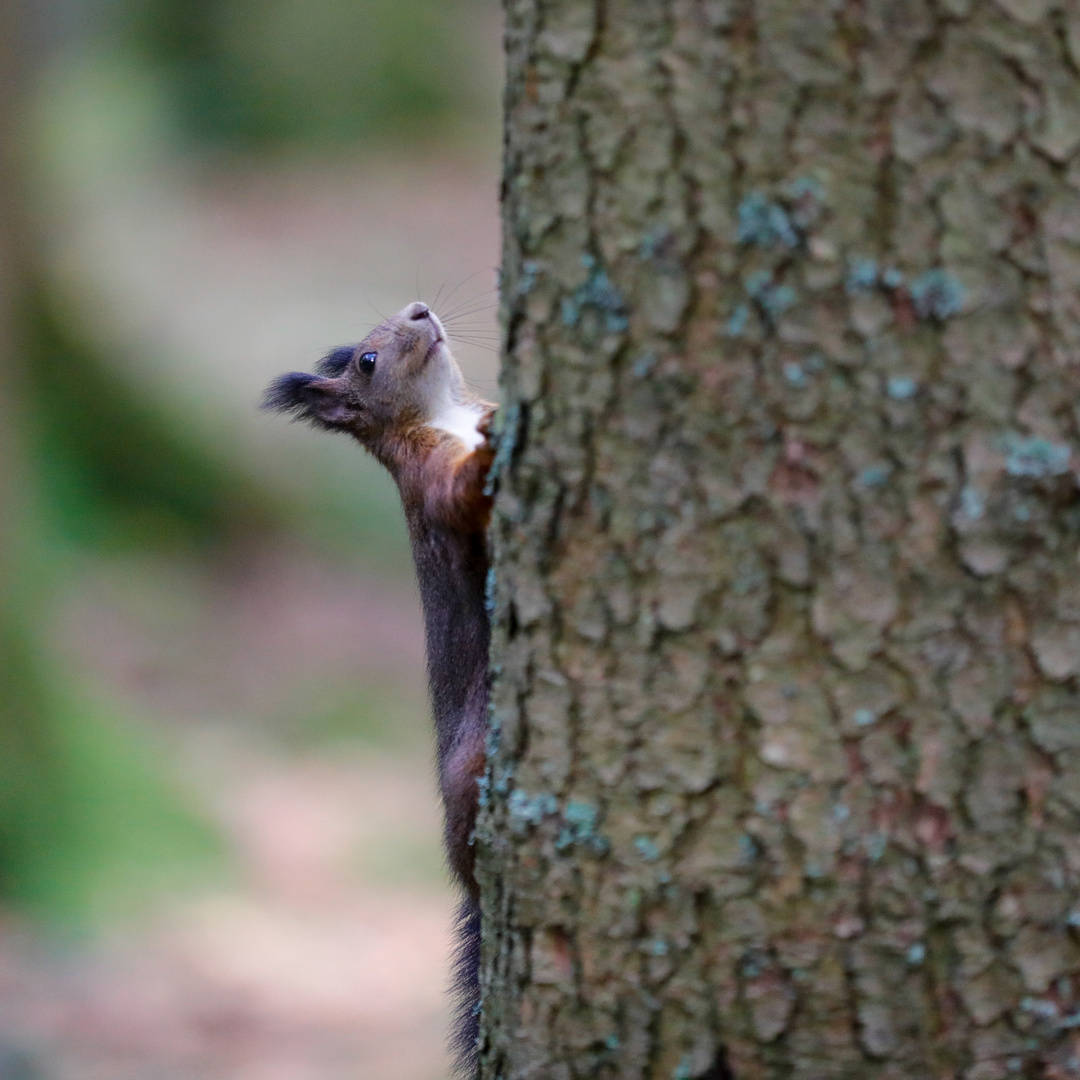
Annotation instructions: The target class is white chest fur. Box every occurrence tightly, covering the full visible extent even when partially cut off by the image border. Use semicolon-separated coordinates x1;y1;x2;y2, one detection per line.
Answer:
426;401;486;451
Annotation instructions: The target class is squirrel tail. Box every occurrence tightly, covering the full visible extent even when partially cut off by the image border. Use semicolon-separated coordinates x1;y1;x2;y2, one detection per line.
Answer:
450;897;481;1078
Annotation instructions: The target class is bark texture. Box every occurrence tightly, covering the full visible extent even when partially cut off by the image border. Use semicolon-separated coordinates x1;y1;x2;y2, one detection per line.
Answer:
478;2;1080;1078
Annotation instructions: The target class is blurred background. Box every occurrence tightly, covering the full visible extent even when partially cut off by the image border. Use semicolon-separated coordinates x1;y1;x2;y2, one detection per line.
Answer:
0;0;502;1077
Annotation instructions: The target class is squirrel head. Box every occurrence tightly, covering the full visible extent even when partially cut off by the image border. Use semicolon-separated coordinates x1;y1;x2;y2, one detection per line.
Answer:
264;301;469;450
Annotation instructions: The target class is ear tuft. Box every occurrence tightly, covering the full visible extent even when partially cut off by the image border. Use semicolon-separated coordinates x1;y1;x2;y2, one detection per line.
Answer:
316;345;356;377
262;372;316;416
262;372;356;431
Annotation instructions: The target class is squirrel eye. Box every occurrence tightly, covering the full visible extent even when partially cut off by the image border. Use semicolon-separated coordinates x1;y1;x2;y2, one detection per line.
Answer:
359;351;377;374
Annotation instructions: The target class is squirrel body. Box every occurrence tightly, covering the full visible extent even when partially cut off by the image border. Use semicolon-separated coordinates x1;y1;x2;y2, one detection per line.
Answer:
265;301;494;1074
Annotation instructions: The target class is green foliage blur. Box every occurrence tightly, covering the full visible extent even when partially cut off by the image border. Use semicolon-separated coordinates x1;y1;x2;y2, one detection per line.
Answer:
104;0;492;152
27;283;277;551
2;0;498;924
0;615;217;918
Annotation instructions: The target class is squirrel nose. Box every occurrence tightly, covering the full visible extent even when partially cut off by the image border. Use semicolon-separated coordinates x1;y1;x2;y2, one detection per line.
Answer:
407;302;431;321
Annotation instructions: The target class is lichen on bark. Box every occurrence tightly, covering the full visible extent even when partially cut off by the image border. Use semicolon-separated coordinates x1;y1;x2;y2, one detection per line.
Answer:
478;2;1080;1078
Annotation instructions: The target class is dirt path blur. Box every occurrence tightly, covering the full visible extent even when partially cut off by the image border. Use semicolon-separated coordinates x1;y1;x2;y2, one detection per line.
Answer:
0;751;454;1080
1;543;456;1080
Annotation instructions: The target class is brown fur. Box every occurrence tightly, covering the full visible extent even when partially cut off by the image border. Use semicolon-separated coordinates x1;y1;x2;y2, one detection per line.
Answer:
264;301;495;1075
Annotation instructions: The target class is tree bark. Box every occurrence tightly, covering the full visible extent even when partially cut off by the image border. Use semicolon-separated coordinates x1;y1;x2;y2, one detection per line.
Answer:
478;2;1080;1078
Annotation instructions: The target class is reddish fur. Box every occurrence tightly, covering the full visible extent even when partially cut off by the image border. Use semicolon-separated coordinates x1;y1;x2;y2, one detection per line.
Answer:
443;738;488;894
265;303;496;1075
381;416;496;538
381;415;495;900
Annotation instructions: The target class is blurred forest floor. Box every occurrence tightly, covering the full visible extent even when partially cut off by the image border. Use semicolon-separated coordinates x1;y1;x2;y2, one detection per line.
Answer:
0;141;500;1080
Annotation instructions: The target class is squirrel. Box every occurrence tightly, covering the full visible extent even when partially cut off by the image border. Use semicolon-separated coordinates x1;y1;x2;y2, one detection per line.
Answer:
264;300;495;1076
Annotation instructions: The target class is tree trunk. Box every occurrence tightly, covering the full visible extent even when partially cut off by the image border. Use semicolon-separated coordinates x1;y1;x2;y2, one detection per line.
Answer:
478;2;1080;1078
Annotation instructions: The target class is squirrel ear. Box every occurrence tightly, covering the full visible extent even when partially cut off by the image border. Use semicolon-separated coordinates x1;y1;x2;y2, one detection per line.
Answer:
263;373;356;430
316;345;356;377
299;381;357;429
